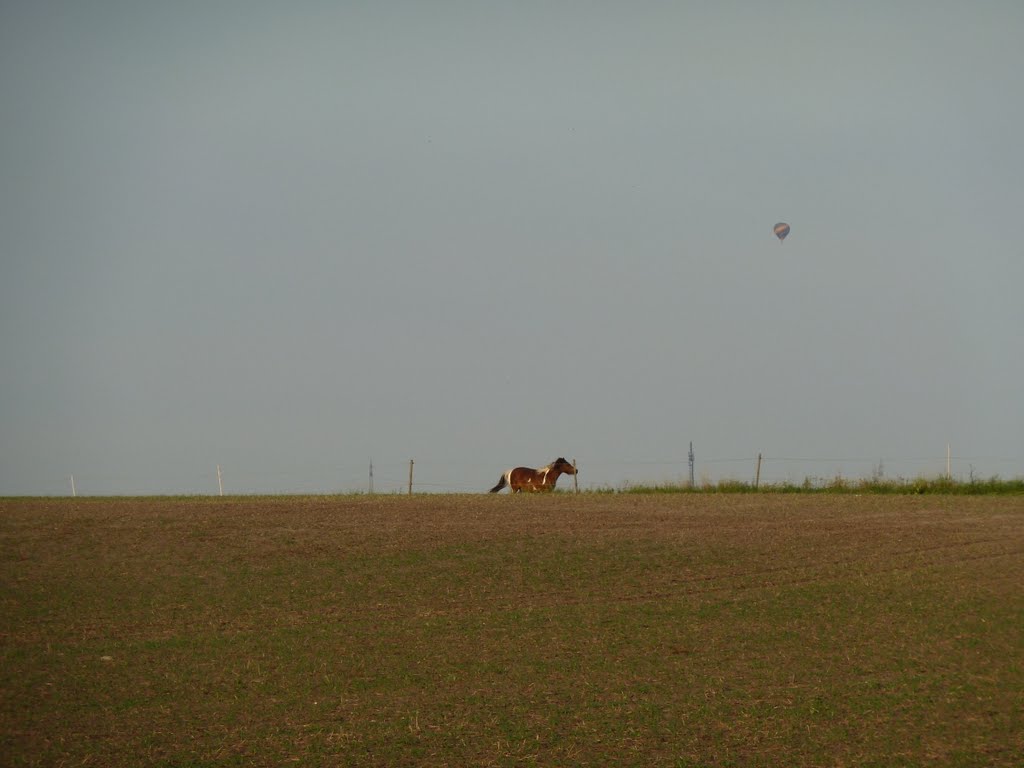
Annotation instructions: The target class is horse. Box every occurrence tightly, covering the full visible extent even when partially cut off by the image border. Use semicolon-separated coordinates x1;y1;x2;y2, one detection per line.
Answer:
489;458;577;493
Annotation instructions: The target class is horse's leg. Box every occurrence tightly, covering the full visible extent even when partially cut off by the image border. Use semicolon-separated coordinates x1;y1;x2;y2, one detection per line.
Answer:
508;469;524;493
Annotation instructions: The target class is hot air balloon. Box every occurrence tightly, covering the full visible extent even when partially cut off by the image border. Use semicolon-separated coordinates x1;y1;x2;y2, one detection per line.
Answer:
773;222;790;242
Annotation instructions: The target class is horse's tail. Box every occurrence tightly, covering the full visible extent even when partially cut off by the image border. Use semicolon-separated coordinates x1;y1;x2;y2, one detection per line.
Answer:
489;472;508;493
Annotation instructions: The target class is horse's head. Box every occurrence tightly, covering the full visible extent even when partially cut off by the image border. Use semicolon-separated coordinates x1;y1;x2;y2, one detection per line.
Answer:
552;458;577;475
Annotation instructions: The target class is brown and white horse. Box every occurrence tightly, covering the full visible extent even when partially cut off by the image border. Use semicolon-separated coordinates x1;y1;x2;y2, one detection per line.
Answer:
489;458;577;493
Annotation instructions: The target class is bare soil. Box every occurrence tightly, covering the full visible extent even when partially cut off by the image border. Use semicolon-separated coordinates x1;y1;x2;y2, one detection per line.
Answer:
2;494;1022;766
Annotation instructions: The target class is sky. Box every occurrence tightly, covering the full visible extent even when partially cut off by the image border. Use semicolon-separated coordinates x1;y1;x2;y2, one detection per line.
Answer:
2;1;1022;495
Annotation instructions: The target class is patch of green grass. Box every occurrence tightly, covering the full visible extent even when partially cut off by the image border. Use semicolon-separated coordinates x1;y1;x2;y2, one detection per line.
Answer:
622;475;1024;495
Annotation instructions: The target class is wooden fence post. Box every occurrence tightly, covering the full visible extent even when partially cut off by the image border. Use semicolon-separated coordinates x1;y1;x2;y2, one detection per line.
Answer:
408;459;414;495
573;459;579;494
755;453;762;490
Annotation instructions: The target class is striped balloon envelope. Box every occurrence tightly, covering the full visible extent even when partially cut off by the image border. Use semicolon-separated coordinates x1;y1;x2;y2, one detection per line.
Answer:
773;222;791;242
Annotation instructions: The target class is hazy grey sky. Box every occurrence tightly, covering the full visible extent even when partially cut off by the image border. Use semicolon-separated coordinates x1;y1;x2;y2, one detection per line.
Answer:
2;2;1022;494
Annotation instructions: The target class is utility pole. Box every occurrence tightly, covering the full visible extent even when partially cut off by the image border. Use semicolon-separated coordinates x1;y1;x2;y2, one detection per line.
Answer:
688;442;695;488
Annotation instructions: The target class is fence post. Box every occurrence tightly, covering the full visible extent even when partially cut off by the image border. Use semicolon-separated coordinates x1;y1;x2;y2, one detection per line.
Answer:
755;453;762;490
408;459;414;495
573;459;579;494
217;465;224;496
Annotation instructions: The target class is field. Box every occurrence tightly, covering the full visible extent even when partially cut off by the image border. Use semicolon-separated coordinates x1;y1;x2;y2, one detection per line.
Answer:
2;494;1022;767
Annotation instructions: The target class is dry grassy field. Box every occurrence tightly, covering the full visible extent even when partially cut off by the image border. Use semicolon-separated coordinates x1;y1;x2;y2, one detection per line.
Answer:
2;493;1022;766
